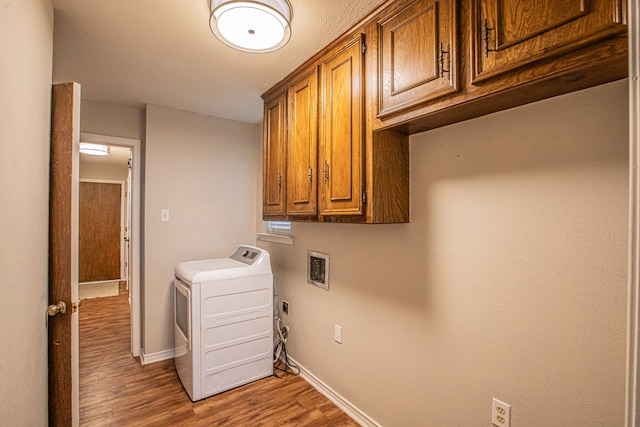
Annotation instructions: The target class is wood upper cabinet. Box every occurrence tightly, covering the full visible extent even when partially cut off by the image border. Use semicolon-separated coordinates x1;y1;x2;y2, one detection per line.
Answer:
320;33;366;217
261;0;626;223
287;66;318;218
377;0;458;117
472;0;627;84
262;91;287;218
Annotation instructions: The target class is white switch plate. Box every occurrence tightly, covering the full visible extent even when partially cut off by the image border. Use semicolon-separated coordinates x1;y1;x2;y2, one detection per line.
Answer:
334;325;342;343
161;209;170;222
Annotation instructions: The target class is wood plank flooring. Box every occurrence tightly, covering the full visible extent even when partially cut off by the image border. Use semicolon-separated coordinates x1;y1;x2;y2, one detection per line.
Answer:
79;288;358;426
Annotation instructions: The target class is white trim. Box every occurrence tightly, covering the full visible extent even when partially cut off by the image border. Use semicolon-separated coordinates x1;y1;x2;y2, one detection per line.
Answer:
80;178;124;183
627;2;640;425
286;356;382;427
256;232;294;244
70;83;81;427
79;279;121;286
140;348;175;366
81;133;142;358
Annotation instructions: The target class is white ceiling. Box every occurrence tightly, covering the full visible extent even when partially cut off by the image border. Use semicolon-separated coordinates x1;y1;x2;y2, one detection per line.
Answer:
52;0;383;124
80;145;131;170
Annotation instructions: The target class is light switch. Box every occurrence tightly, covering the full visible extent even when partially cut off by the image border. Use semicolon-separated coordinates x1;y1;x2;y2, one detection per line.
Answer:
161;209;170;222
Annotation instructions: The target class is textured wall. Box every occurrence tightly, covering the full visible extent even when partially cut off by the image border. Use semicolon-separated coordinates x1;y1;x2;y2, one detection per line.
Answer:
80;159;129;181
0;0;54;424
143;105;260;355
261;79;629;426
80;99;145;141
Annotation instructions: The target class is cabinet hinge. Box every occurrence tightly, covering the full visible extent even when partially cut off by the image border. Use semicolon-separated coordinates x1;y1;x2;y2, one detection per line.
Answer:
362;42;367;55
362;191;367;204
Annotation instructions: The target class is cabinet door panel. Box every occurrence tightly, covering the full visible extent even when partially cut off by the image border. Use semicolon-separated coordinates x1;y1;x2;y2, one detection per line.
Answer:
497;0;586;48
287;67;318;216
321;34;365;216
378;0;457;117
262;92;286;217
472;0;627;83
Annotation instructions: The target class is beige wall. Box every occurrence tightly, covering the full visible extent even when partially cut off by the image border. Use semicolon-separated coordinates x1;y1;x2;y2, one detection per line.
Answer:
261;79;629;426
81;99;145;141
143;105;261;355
80;159;129;181
0;0;53;424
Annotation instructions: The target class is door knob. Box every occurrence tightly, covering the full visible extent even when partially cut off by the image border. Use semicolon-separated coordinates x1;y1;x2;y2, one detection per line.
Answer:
47;301;67;317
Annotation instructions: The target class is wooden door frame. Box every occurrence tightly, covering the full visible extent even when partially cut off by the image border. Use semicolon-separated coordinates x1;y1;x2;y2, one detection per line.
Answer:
79;179;126;282
80;132;142;358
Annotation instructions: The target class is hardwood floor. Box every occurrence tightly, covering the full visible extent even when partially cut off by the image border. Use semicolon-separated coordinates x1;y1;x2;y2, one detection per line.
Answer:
79;288;358;426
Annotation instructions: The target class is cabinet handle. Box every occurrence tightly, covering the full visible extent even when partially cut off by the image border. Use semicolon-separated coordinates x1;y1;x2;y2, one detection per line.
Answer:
278;174;282;189
323;160;329;184
308;166;313;186
482;18;496;57
439;43;450;77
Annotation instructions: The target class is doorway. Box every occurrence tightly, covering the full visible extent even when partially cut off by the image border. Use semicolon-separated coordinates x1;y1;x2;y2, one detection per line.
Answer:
79;133;142;357
79;179;127;299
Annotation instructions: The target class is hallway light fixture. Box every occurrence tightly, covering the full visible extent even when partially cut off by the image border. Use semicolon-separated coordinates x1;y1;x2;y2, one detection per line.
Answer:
79;142;110;156
209;0;292;53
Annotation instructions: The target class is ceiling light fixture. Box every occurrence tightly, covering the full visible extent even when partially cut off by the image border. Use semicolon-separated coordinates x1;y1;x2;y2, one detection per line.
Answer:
209;0;292;53
79;142;110;156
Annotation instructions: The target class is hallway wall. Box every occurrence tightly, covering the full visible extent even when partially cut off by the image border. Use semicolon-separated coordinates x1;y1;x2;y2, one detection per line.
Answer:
0;0;54;424
142;105;261;357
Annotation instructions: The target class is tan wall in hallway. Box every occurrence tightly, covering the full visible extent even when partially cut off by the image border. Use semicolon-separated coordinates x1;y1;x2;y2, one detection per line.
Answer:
0;0;54;424
80;99;145;142
143;105;260;356
80;158;130;181
261;79;629;426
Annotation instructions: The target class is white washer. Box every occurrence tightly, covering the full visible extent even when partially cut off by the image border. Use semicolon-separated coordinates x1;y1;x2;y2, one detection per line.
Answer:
173;245;273;402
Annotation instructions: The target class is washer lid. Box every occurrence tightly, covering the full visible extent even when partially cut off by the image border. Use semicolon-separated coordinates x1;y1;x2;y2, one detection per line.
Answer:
175;246;272;283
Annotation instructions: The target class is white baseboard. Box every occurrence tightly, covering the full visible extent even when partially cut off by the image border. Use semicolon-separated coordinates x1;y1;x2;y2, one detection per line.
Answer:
285;356;382;427
140;348;175;365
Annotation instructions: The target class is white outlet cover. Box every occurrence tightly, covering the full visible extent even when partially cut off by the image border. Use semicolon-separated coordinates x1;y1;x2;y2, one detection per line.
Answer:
492;398;511;427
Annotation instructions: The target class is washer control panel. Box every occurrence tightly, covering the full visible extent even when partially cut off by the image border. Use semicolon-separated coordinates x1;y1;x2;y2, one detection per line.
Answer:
230;246;261;265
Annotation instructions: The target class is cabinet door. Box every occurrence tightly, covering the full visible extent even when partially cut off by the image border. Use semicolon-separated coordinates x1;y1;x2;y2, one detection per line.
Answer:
262;91;287;217
472;0;627;83
287;67;318;217
378;0;457;117
320;34;366;217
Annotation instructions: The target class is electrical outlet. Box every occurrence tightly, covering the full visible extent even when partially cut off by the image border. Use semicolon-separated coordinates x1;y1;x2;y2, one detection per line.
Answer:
334;324;342;343
282;300;289;315
492;398;511;427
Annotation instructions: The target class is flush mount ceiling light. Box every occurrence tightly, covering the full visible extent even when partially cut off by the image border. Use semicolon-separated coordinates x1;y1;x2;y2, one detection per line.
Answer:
209;0;292;53
79;142;110;156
